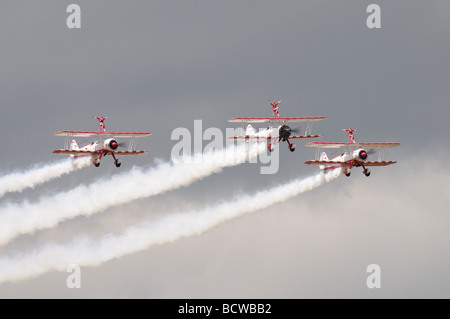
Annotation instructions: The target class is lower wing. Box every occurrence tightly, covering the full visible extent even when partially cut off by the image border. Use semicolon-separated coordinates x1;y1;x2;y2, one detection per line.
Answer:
288;135;322;140
228;135;321;140
305;160;349;167
304;160;397;166
53;150;148;156
227;136;270;141
362;161;397;166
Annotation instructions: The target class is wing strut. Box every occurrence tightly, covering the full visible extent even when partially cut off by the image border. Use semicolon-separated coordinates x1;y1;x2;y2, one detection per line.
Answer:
64;136;69;150
128;136;138;152
305;121;314;137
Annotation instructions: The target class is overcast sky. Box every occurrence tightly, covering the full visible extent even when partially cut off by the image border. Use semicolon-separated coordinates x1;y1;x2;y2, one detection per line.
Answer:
0;1;449;298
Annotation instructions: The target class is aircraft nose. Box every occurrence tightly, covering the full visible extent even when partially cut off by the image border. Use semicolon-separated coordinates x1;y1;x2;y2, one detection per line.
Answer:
110;141;118;150
279;124;292;139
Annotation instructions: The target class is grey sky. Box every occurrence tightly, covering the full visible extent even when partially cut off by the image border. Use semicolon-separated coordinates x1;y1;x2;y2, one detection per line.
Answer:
0;1;449;298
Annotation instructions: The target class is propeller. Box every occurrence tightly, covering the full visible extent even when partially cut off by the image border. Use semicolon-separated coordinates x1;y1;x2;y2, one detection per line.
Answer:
291;125;302;135
357;149;376;161
279;124;302;140
117;141;128;150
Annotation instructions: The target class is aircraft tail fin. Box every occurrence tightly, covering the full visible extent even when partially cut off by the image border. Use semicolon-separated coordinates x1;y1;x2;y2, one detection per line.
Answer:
70;140;79;151
319;152;329;161
319;152;328;170
245;124;255;136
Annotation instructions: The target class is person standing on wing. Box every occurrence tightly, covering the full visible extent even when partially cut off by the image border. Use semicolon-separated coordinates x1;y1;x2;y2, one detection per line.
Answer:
93;115;107;132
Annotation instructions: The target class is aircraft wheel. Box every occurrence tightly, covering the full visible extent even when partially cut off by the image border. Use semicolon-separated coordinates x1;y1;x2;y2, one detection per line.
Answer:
115;160;122;168
345;173;351;177
94;163;100;167
365;172;371;177
289;144;296;152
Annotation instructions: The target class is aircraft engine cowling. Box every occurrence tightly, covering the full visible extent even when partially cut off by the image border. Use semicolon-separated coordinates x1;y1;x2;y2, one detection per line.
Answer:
104;138;119;151
278;124;292;141
353;148;368;162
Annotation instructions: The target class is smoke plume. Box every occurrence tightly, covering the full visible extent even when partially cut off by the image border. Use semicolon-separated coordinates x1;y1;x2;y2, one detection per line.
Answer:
0;168;341;284
0;143;265;245
0;157;91;198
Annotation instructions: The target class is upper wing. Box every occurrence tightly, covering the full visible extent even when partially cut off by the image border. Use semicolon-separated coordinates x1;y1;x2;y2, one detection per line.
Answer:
54;131;152;138
305;142;400;149
304;160;397;166
53;150;148;155
228;117;326;123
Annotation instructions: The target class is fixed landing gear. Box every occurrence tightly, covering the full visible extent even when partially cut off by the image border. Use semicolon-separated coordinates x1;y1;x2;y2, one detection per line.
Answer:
92;156;121;168
93;158;101;167
344;168;351;177
286;138;296;152
362;164;371;177
112;153;122;168
288;144;296;152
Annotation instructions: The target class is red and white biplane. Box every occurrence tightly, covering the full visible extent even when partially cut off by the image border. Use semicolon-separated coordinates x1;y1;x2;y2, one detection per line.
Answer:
228;100;326;152
304;128;400;177
53;116;151;168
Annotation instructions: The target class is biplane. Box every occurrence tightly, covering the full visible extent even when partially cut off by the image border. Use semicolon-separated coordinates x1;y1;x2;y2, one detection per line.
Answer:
53;116;151;167
304;128;400;177
228;100;326;152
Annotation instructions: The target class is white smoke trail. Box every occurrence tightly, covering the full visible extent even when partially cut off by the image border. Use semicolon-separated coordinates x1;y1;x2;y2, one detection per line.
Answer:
0;169;341;284
0;143;266;245
0;157;91;198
